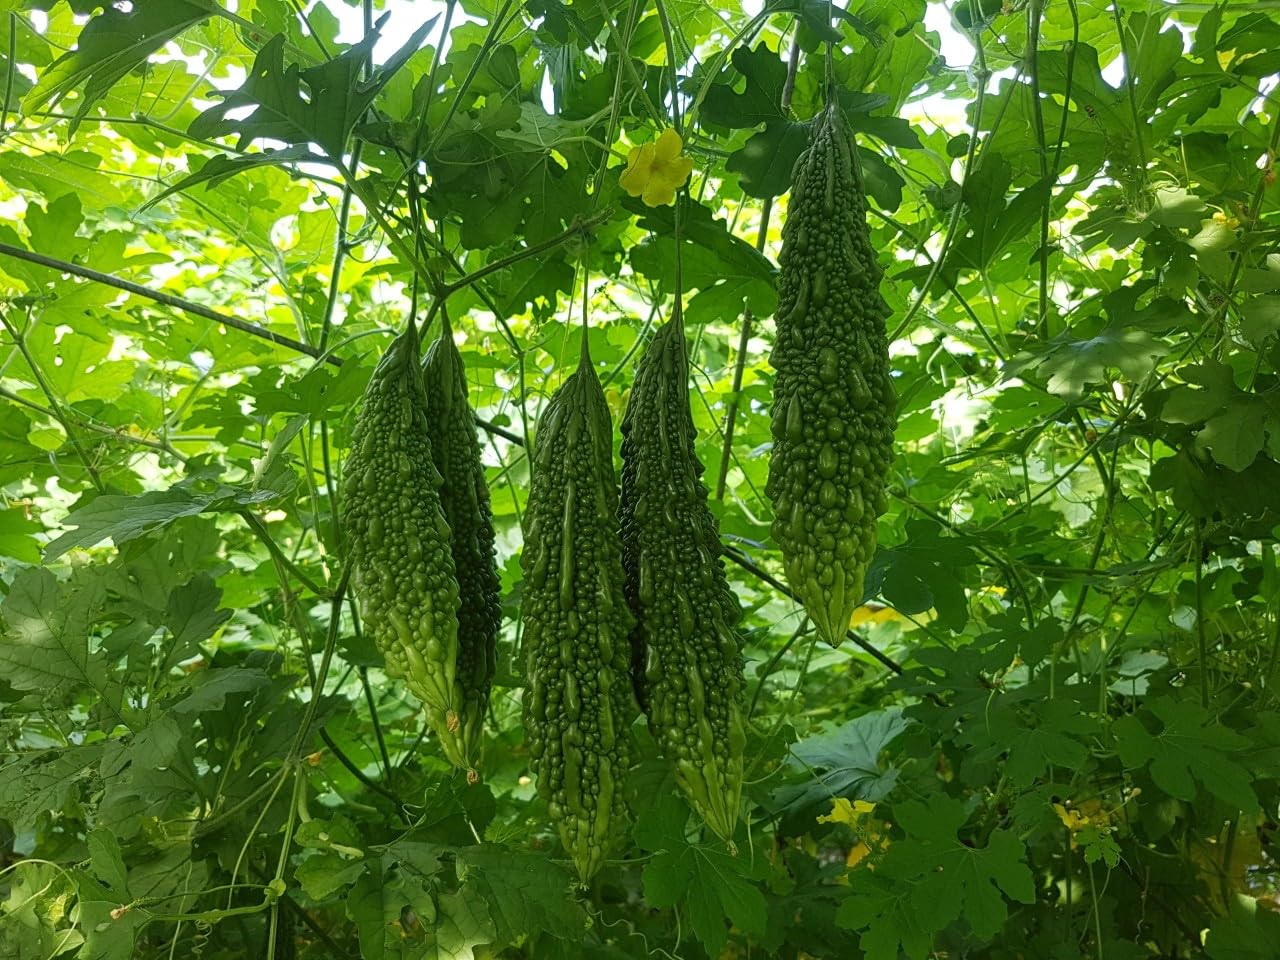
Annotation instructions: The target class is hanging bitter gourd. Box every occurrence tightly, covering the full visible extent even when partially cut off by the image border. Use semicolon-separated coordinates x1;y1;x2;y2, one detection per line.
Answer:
341;330;466;766
521;352;636;882
767;102;896;647
422;311;501;776
620;316;746;841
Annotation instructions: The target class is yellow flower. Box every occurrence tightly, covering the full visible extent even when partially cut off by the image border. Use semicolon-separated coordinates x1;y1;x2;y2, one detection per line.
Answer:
817;797;877;828
849;604;908;627
1054;802;1088;832
1054;799;1110;833
846;840;872;868
619;128;693;206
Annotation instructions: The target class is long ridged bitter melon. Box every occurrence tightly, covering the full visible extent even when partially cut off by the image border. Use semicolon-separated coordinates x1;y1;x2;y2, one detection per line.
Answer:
767;102;896;646
422;312;501;776
620;316;746;841
521;351;636;881
341;330;466;765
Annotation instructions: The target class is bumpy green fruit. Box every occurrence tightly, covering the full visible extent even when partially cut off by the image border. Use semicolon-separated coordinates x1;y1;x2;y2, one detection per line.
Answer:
521;353;636;881
620;317;746;841
767;103;896;646
422;315;501;776
341;331;466;765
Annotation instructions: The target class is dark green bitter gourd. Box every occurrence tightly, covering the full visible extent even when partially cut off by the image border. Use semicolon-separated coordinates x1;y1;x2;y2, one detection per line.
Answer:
521;353;636;882
767;102;896;647
620;317;746;842
341;330;466;767
422;312;501;777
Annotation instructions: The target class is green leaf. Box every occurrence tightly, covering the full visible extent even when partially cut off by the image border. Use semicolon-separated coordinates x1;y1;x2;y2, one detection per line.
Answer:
835;877;933;960
0;862;83;957
87;828;130;898
296;851;368;900
160;575;230;670
44;469;292;562
75;883;144;960
422;890;495;960
1206;896;1280;959
454;845;587;943
189;16;437;156
948;156;1053;272
633;790;765;955
251;360;373;420
702;45;793;130
1150;448;1280;520
867;520;976;631
25;0;214;134
1113;696;1259;811
1161;360;1239;424
1077;826;1121;868
1006;321;1169;398
0;744;103;829
348;865;436;960
969;699;1095;788
0;567;120;708
169;667;274;716
770;708;908;822
640;841;766;958
0;505;43;563
43;490;210;562
725;122;809;199
838;795;1034;953
141;146;323;212
1196;400;1268;471
1240;294;1280;347
0;149;125;206
628;195;777;321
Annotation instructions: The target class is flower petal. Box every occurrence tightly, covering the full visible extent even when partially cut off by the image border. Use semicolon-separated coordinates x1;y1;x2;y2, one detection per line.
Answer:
643;177;676;207
619;143;655;197
661;155;693;191
654;127;683;161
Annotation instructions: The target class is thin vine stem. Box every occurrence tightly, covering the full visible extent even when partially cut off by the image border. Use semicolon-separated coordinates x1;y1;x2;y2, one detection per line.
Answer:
1;12;15;138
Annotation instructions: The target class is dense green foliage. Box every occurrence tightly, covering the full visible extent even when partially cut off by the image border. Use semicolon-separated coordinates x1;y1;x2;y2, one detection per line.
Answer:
340;330;467;767
768;102;896;646
520;351;636;882
1;1;1279;959
620;316;745;841
421;313;501;774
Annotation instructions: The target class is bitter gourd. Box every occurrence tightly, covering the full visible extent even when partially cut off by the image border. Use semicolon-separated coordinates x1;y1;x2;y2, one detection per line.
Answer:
620;316;746;841
521;352;636;881
422;311;501;776
341;330;465;766
768;102;896;647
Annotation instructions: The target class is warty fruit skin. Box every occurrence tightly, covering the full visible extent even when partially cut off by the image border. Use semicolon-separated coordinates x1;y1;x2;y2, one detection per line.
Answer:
620;317;746;842
422;318;501;776
341;331;465;764
520;354;637;882
767;103;896;646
